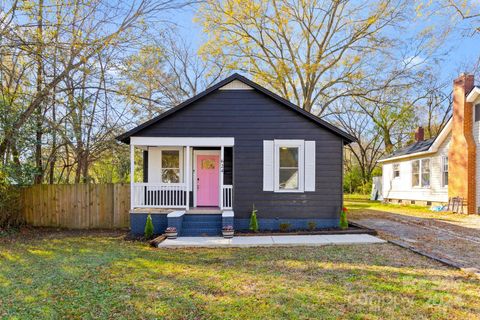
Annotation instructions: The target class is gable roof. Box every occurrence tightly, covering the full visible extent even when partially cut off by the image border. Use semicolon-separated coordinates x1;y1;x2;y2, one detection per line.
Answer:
116;73;355;144
378;117;452;163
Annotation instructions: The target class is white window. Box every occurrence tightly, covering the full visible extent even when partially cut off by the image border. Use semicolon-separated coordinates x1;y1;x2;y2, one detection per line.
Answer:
412;160;419;186
161;150;180;183
412;158;430;188
421;159;430;187
148;147;184;183
442;156;448;187
278;146;301;190
263;140;315;192
393;163;400;178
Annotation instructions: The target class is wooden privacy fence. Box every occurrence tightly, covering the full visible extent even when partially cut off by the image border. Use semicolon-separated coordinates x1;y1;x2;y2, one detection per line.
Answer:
21;184;130;229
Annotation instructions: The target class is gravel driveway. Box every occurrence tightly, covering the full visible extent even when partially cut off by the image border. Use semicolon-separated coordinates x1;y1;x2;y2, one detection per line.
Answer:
350;209;480;275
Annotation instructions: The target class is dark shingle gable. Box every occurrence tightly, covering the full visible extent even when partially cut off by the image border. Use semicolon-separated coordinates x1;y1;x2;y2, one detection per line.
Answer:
116;73;355;144
381;138;435;160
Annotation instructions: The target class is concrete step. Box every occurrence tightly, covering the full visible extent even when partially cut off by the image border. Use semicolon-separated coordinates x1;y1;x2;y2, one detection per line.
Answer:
182;221;222;226
180;214;223;236
180;228;222;237
183;214;222;221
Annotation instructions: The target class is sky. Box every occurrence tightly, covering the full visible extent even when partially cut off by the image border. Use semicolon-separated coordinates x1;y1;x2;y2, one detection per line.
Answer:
171;4;480;85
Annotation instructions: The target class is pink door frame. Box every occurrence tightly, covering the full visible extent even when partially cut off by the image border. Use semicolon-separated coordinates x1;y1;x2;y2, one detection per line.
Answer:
194;150;220;207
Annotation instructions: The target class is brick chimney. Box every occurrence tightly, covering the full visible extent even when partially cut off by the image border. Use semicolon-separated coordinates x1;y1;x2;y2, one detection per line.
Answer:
448;73;476;214
414;127;424;142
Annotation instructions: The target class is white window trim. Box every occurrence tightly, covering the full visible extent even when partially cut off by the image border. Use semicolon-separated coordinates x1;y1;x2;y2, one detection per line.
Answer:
393;163;400;179
274;140;304;193
159;147;183;184
442;156;448;188
411;158;431;189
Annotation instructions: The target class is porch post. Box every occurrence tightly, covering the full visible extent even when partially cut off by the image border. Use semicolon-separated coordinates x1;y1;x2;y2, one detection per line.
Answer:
130;143;135;210
186;145;190;210
220;145;224;210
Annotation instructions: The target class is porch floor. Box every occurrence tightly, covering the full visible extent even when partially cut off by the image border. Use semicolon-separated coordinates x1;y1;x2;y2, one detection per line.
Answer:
131;207;224;214
131;208;174;214
157;234;386;248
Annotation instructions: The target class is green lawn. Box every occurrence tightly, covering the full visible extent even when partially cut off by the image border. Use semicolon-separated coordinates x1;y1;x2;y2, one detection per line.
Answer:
345;194;479;224
1;231;479;319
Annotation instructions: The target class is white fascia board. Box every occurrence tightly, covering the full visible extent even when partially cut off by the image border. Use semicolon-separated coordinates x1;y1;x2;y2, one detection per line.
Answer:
428;117;452;151
130;137;234;147
467;87;480;103
377;150;436;163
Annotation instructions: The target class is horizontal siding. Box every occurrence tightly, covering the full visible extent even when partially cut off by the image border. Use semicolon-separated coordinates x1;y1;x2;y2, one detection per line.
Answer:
135;89;344;219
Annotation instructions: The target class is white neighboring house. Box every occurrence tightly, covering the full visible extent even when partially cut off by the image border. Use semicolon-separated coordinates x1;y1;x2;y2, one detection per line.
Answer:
379;73;480;213
378;124;451;205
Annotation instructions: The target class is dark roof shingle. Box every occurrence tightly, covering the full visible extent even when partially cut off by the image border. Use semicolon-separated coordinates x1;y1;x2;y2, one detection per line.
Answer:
381;138;435;160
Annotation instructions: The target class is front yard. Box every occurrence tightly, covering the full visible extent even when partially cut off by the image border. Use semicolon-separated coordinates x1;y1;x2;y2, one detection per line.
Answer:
1;230;479;319
345;194;480;272
345;194;480;227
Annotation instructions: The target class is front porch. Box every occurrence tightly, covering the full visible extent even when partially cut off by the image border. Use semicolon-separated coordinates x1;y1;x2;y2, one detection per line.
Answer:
129;137;234;211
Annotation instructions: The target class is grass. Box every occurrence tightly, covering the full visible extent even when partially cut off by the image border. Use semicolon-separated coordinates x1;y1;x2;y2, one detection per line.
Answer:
344;194;480;224
1;231;480;319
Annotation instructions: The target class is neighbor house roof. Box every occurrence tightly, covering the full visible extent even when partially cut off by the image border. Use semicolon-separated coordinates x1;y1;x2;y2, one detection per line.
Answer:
377;117;452;163
384;138;436;158
116;73;356;144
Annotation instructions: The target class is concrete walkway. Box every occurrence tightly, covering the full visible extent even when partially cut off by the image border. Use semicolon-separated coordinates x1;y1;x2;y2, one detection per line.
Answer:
157;234;385;248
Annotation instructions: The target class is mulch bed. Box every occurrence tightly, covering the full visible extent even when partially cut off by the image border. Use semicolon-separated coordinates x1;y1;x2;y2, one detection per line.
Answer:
235;222;376;236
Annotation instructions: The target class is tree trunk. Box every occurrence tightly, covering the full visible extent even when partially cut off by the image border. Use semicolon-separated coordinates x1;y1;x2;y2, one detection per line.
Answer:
383;130;394;155
34;0;44;184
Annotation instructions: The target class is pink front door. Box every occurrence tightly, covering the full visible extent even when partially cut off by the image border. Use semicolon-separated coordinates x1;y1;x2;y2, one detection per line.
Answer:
196;154;220;206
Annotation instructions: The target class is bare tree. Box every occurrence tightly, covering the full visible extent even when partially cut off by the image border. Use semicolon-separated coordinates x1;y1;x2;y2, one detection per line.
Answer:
445;0;480;34
331;104;384;189
198;0;417;114
0;0;192;164
119;30;227;121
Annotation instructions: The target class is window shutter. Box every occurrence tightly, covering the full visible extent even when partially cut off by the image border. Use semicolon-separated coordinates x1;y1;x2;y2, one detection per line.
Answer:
263;140;274;191
304;141;316;191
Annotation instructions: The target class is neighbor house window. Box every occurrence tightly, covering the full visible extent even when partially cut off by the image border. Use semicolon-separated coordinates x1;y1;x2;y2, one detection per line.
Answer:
393;163;400;178
412;160;420;186
421;159;430;187
442;156;448;187
273;140;305;192
161;150;180;183
412;159;430;188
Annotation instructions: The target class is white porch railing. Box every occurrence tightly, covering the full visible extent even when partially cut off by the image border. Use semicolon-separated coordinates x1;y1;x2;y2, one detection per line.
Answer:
222;185;233;209
132;183;187;208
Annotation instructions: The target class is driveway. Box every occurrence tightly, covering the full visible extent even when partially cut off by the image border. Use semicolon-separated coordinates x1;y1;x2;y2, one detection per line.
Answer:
350;207;480;275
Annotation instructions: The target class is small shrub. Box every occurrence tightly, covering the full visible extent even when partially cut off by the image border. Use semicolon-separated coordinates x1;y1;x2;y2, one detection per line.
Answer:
144;214;154;239
307;221;316;231
222;225;234;231
249;204;259;232
279;223;291;232
339;207;348;230
165;227;177;233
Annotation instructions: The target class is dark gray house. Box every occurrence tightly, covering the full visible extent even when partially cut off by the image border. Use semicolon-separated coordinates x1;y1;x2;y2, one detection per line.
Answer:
117;74;354;236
